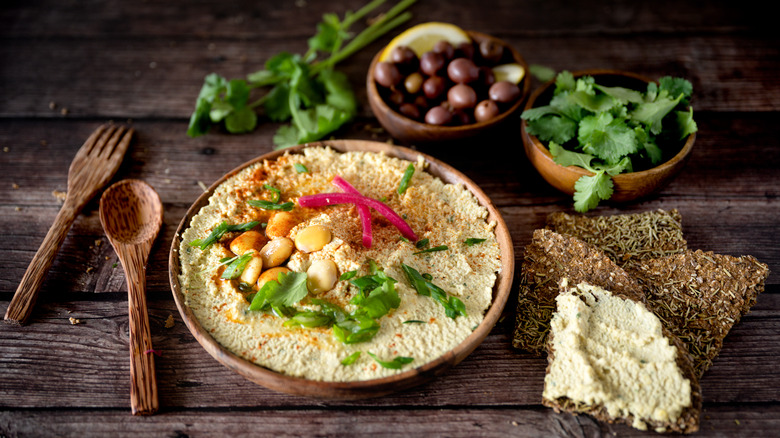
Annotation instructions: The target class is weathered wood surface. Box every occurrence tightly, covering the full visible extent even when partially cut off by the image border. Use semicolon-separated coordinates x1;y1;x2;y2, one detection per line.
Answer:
1;0;779;436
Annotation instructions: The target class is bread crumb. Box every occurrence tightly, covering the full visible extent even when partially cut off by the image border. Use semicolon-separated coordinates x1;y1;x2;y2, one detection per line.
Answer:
165;314;175;329
61;108;69;115
69;317;82;325
86;266;94;273
12;183;19;189
52;190;67;201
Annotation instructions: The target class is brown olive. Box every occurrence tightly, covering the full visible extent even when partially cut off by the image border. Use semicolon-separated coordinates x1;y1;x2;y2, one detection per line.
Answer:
479;39;504;64
387;89;405;107
447;83;477;110
413;95;429;110
488;81;521;104
374;61;402;88
422;76;446;100
455;41;475;60
420;51;445;76
389;46;418;73
432;40;455;61
404;72;424;94
447;58;479;84
424;105;453;125
398;103;421;121
474;99;500;122
478;66;496;88
452;109;473;125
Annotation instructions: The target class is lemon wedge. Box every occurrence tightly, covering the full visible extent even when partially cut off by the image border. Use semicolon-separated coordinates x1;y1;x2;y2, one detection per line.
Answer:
379;22;471;61
493;63;526;84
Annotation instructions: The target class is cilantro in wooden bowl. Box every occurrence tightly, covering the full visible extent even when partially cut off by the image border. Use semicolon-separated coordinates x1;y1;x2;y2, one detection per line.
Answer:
521;69;697;212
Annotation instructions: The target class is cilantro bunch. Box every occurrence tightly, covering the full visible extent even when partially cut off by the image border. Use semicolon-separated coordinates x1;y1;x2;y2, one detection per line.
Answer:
187;0;415;148
521;71;698;212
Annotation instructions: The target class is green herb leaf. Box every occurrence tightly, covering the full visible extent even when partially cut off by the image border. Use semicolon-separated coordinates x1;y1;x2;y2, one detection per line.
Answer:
249;271;309;311
415;238;429;249
339;270;358;281
220;253;254;280
294;163;309;173
247;200;294;211
397;163;415;195
366;352;413;369
464;238;487;246
413;245;448;255
189;221;260;249
341;351;361;366
332;315;380;344
401;264;466;319
263;184;281;203
283;311;333;328
403;320;426;324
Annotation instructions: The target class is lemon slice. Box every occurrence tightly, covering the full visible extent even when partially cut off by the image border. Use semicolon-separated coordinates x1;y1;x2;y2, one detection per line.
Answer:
493;63;526;84
379;22;471;61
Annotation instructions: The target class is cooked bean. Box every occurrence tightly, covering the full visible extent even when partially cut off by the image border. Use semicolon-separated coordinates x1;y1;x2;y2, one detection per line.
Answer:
257;266;291;290
265;211;298;239
239;255;264;285
259;237;294;268
294;225;332;253
229;230;268;256
306;259;338;294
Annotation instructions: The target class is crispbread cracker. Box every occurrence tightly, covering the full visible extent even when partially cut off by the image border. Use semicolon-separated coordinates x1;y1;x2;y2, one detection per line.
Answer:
543;279;702;434
626;249;770;377
512;229;644;353
545;209;687;269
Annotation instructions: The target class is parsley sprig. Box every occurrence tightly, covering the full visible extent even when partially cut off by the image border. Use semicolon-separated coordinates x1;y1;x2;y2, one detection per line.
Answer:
187;0;416;149
401;264;466;319
521;70;697;212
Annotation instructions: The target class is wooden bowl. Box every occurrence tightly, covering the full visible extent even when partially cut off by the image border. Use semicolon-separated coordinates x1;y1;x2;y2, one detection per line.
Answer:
522;69;696;202
367;31;530;144
168;139;514;399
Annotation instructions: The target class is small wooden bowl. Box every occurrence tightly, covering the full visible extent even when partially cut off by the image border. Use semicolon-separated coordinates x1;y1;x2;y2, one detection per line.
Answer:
367;31;530;144
169;139;514;399
522;69;696;202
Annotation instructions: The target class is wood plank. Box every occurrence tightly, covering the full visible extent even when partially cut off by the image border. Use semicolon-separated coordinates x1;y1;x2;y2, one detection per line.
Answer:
1;293;778;409
1;404;779;438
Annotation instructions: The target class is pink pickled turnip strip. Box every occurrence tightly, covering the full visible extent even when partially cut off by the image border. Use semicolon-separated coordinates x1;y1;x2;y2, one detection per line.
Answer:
331;176;373;248
298;192;418;241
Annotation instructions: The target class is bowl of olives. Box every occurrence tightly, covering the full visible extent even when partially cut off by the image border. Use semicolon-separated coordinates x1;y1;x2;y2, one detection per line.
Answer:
367;27;530;144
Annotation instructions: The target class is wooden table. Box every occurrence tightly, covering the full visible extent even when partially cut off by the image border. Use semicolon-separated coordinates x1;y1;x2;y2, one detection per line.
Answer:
2;1;778;436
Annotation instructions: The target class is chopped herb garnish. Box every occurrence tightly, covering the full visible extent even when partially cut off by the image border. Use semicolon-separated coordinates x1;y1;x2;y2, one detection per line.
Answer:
189;220;260;249
339;270;358;281
367;352;413;369
332;315;380;344
247;199;294;211
401;263;466;319
220;253;254;280
341;351;361;366
415;238;429;249
294;163;309;173
399;236;410;243
413;245;448;255
283;311;333;329
397;163;415;195
249;271;309;311
403;320;426;324
464;238;487;246
264;184;281;203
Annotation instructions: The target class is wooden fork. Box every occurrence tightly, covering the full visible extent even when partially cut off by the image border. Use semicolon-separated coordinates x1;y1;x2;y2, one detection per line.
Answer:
4;124;134;325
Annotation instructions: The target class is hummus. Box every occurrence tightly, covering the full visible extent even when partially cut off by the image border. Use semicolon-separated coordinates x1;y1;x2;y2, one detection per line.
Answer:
543;279;692;431
178;146;501;381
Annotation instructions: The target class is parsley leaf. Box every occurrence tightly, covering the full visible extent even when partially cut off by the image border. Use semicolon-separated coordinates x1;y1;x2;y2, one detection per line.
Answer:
220;253;254;280
464;238;486;246
367;352;413;369
249;271;309;311
401;264;466;319
341;351;361;366
294;163;309;173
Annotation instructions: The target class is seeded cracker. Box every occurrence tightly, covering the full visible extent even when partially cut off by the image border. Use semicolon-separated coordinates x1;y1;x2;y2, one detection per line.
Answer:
512;229;645;353
626;250;770;377
545;209;687;269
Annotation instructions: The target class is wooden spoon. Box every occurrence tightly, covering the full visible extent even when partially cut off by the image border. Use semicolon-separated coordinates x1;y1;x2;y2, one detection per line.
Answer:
99;179;163;416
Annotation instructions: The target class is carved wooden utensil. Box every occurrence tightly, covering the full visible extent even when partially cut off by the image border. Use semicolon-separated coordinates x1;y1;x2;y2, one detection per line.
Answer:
5;124;133;325
99;179;163;415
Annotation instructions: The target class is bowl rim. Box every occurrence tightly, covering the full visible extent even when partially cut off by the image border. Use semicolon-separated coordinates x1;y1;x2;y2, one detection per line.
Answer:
366;29;531;134
521;68;696;182
168;139;514;399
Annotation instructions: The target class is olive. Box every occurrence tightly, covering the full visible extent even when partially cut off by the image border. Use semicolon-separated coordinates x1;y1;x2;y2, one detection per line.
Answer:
455;41;475;60
479;39;504;64
398;103;421;120
387;89;405;107
447;83;477;110
413;95;429;110
452;109;473;125
447;58;479;84
420;51;445;76
404;72;424;94
422;75;446;100
424;105;453;125
389;46;418;73
474;99;500;122
374;61;402;88
432;40;455;61
478;66;496;88
488;81;521;104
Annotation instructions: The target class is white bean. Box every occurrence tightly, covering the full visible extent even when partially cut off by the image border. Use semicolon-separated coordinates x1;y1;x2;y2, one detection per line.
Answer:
259;237;294;268
257;267;291;290
229;230;267;256
265;211;298;239
239;255;264;285
306;259;338;294
294;225;332;253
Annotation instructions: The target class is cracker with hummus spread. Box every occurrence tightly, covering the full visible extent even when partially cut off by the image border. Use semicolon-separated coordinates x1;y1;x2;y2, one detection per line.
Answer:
543;279;702;434
177;146;502;382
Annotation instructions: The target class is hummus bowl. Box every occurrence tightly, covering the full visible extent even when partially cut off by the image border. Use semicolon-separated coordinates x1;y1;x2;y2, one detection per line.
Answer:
169;139;514;399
